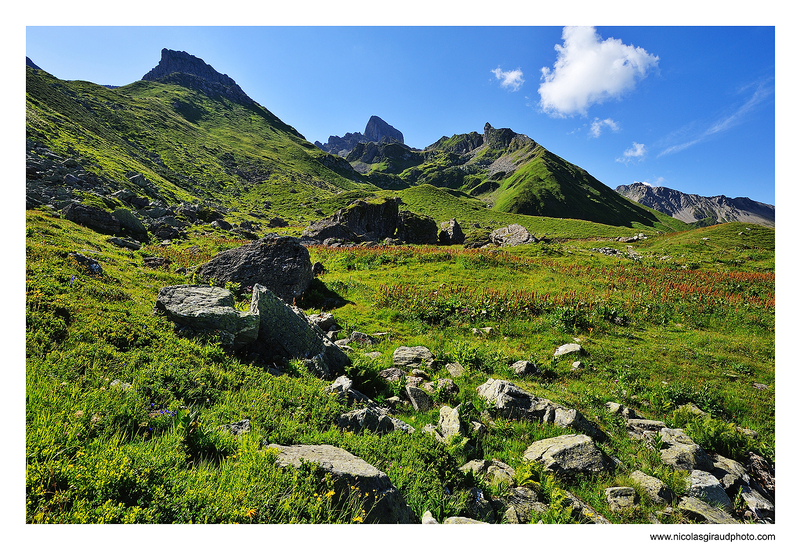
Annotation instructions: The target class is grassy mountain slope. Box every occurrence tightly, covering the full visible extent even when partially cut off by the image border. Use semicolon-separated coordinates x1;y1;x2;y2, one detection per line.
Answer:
26;67;371;214
25;207;775;524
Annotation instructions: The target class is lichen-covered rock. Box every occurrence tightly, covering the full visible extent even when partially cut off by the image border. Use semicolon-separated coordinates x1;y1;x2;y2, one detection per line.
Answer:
63;202;121;234
490;223;538;247
393;346;434;369
406;385;433;412
605;486;638;511
250;284;349;379
302;197;399;242
659;428;714;471
154;285;259;349
686;470;732;512
678;496;739;524
438;218;465;245
438;405;463;440
265;443;416;523
523;434;613;478
630;470;675;506
195;235;313;303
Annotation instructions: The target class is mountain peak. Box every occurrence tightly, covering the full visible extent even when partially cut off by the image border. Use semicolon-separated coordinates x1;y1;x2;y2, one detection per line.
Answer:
364;116;404;145
141;48;253;105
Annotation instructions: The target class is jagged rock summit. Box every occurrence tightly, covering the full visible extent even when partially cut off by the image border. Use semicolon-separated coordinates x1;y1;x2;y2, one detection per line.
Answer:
616;182;775;228
141;48;254;105
315;115;404;155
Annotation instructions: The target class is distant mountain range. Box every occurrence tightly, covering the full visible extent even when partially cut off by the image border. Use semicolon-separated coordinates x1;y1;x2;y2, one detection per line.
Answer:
615;182;774;228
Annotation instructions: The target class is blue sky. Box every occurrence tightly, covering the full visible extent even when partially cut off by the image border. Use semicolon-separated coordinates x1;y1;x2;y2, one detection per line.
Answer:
25;23;777;205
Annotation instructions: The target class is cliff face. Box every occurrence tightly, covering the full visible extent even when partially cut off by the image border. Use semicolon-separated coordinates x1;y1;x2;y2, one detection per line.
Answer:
364;115;404;145
616;182;775;227
141;48;253;105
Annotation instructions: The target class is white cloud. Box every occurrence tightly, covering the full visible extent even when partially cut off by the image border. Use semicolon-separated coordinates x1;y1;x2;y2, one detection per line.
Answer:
617;142;647;163
539;26;659;117
658;79;774;157
589;117;620;138
492;67;524;92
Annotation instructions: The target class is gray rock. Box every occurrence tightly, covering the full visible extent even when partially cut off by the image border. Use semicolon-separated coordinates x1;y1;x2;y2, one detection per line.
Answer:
605;486;638;511
396;210;439;244
250;284;349;379
378;367;404;383
630;470;675;506
302;197;399;242
476;378;605;439
336;407;413;435
154;285;259;349
218;419;251;437
466;487;495;522
406;385;433;412
445;362;466;377
626;418;667;438
63;202;121;234
325;375;372;405
108;236;142;250
438;218;465;245
523;434;613;478
265;443;416;523
490;223;538;247
739;485;774;522
686;470;732;512
68;252;103;275
510;360;540;376
554;343;583;357
563;490;611;524
393;346;434;369
710;454;750;492
307;312;337;332
110;207;148;239
678;496;739;524
421;510;439;524
442;517;487;524
438;405;463;440
659;428;714;471
500;487;547;524
195;235;313;303
744;452;775;501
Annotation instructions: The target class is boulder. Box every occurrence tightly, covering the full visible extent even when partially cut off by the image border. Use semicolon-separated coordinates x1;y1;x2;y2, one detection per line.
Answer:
659;428;714;471
63;202;121;234
710;453;750;492
154;285;259;349
744;452;775;501
510;360;540;376
396;210;439;244
523;434;613;478
249;284;349;379
406;385;434;412
686;470;732;512
307;312;337;332
739;485;775;522
445;362;466;377
111;207;149;240
325;375;372;405
499;487;547;524
264;443;416;523
442;517;487;524
605;486;638;511
437;405;463;440
302;197;399;242
438;218;465;245
630;470;675;506
678;496;739;524
465;487;495;522
490;223;538;247
378;367;404;383
336;407;414;435
393;346;434;369
562;490;611;524
195;235;313;303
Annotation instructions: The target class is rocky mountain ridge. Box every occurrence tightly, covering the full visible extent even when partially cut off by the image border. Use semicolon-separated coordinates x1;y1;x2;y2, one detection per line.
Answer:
616;182;775;228
315;115;405;155
141;48;254;106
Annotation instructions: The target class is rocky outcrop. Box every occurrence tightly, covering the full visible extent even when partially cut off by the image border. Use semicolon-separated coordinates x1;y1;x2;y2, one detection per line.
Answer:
154;285;259;349
264;443;416;524
142;48;254;106
364;115;404;145
195;235;313;303
396;211;439;244
302;197;400;243
476;378;605;440
616;182;775;227
438;218;465;245
62;203;121;235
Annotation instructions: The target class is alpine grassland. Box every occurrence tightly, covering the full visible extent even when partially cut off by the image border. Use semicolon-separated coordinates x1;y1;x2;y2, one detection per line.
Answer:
26;203;775;524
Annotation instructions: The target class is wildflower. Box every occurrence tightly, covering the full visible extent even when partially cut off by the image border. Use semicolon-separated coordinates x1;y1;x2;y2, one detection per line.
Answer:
325;490;335;498
353;516;363;523
247;508;257;519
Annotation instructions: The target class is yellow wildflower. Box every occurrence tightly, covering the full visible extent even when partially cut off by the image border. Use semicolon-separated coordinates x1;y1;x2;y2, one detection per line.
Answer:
325;490;335;498
353;516;363;523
